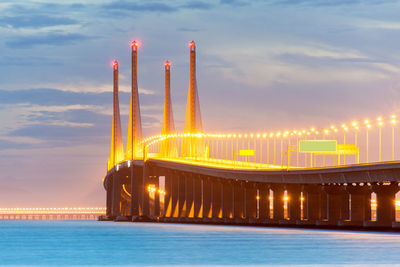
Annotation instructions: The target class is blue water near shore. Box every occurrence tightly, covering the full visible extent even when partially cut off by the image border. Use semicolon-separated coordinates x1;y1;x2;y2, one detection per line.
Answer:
1;221;400;266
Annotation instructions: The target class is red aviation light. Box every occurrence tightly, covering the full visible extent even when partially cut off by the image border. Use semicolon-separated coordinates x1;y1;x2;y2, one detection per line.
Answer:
131;40;139;51
112;60;118;70
164;60;171;70
189;40;196;52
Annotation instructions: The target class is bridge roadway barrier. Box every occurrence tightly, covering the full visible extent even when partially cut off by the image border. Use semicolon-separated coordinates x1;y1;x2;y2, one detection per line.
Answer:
102;159;400;230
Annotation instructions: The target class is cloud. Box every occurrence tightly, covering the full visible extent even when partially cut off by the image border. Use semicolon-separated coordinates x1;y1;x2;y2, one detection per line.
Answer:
272;0;395;6
0;136;43;145
177;27;201;32
0;88;162;115
10;124;99;143
0;87;164;149
5;3;86;16
275;53;376;65
0;89;112;106
102;1;178;13
41;82;156;94
0;103;100;136
181;1;213;10
101;0;214;16
6;32;92;49
355;20;400;30
219;0;250;7
0;15;79;29
205;42;400;88
0;56;62;67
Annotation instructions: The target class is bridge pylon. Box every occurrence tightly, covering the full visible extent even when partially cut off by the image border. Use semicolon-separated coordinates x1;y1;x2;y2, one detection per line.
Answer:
108;60;124;170
182;41;205;158
160;61;178;158
126;40;143;160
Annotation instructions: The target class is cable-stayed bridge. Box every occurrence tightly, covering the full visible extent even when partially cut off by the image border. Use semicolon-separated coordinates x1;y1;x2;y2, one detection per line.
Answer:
102;40;400;230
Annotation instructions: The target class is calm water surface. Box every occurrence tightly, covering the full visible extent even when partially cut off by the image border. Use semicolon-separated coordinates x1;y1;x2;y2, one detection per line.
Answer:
0;220;400;266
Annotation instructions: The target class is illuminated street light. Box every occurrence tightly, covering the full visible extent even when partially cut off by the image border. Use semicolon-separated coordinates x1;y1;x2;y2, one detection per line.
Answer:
392;115;396;161
378;117;383;162
342;124;348;165
274;132;280;165
323;129;329;166
352;122;359;164
257;133;262;165
280;132;287;167
364;120;371;163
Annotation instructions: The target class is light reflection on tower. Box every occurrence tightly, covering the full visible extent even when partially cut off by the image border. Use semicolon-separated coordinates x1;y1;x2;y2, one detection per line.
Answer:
182;41;205;158
126;40;143;159
108;60;124;170
160;61;178;158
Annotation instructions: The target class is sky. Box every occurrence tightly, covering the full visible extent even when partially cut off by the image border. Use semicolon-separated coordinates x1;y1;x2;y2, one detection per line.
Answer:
1;0;400;207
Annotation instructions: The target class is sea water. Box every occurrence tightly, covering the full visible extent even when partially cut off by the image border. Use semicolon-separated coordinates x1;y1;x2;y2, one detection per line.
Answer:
0;220;400;266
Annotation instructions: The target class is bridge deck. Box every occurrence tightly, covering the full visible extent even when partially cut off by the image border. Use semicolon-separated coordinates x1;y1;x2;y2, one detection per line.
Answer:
146;158;400;184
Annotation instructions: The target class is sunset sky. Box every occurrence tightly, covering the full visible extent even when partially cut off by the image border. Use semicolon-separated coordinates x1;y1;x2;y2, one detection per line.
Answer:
1;0;400;207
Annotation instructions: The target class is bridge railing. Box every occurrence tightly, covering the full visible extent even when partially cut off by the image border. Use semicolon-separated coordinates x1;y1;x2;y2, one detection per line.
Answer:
142;115;400;169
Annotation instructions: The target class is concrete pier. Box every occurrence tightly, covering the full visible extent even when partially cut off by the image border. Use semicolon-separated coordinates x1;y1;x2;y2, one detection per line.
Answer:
258;184;269;220
286;184;301;222
245;183;257;219
212;179;223;219
322;185;347;225
111;172;121;218
222;181;233;219
365;183;399;227
164;172;172;217
178;174;186;218
300;184;321;224
185;175;194;218
271;184;284;221
233;181;245;219
171;171;180;218
193;176;202;218
339;184;370;226
203;177;212;219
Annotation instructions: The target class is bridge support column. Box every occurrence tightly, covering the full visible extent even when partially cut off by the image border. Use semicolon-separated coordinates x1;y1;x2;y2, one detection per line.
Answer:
222;181;233;219
286;184;301;223
270;184;284;222
131;166;142;219
163;171;172;217
319;185;346;225
185;174;194;218
154;174;160;218
193;176;202;218
203;177;212;219
366;183;399;227
178;173;186;218
233;181;245;220
342;191;350;221
258;184;269;220
320;190;327;220
212;179;223;220
245;183;257;220
105;175;113;218
339;184;370;226
121;176;131;217
111;171;121;218
171;172;180;218
142;163;150;217
301;184;321;224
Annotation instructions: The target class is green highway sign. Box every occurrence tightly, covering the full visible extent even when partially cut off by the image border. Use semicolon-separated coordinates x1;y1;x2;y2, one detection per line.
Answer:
299;140;337;153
